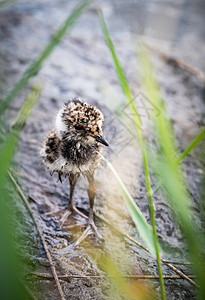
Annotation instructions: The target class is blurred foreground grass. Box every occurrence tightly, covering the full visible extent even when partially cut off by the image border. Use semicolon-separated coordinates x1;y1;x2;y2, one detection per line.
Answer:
0;85;42;299
0;1;205;299
0;0;94;115
99;10;166;299
98;9;205;300
0;1;93;299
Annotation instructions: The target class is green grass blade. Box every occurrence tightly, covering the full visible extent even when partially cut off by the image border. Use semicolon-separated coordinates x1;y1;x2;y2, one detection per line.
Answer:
99;11;166;299
153;128;205;194
0;84;42;299
139;44;205;298
178;127;205;163
100;154;156;257
142;152;166;298
96;251;153;300
0;0;18;9
0;0;94;115
98;9;142;134
0;84;42;183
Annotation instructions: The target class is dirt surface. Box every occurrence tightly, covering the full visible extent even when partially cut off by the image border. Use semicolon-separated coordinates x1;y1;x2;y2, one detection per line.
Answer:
1;0;205;299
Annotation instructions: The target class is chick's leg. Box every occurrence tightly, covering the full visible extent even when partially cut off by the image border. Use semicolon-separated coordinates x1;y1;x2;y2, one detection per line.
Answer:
60;173;88;225
73;173;103;247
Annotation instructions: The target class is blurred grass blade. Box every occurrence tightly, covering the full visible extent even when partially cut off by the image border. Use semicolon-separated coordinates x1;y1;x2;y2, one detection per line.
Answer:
178;127;205;163
99;10;166;300
98;9;141;133
139;44;205;298
0;84;42;299
100;154;156;258
153;128;205;194
97;251;153;300
0;0;18;9
0;84;42;183
0;0;94;115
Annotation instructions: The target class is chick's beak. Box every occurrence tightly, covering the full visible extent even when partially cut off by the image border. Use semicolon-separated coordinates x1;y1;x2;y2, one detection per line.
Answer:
95;133;109;146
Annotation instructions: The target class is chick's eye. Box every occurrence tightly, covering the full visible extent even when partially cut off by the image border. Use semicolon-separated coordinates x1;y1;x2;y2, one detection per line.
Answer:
74;125;84;131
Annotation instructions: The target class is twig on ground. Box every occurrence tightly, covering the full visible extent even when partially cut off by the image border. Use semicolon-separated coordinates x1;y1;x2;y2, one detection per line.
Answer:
27;272;196;281
8;171;66;300
161;260;198;288
145;43;205;85
162;260;192;266
94;212;198;288
9;172;197;292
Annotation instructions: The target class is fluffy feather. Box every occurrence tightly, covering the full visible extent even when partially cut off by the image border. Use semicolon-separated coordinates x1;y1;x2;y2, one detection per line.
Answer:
40;97;105;177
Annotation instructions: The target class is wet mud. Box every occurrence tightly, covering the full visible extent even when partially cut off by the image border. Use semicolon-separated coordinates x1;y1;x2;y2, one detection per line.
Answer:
0;0;205;299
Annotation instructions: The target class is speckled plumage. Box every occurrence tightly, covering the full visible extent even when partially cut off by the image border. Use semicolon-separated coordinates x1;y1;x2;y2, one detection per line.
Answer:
40;97;108;245
40;97;106;177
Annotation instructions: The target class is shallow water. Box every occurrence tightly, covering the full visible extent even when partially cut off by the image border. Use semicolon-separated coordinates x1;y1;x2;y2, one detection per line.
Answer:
0;0;205;299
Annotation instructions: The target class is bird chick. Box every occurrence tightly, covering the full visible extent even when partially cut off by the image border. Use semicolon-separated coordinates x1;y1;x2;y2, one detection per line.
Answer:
40;97;109;246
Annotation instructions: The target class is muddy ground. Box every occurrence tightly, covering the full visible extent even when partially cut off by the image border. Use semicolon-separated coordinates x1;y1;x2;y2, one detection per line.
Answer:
0;0;205;299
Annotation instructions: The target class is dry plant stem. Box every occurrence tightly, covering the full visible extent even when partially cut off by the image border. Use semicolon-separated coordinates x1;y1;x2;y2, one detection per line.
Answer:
29;272;196;280
95;212;198;288
8;171;66;300
145;43;205;84
8;170;196;292
97;213;150;252
162;261;192;265
161;260;199;288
